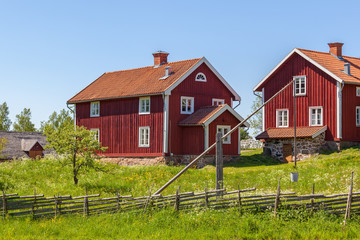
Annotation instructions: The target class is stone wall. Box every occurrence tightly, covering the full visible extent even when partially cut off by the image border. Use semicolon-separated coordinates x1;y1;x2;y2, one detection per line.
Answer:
240;139;263;149
263;132;326;162
100;155;238;169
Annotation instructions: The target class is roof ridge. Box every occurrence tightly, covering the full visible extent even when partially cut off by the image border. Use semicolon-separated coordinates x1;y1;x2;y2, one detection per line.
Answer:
104;58;202;74
298;48;360;60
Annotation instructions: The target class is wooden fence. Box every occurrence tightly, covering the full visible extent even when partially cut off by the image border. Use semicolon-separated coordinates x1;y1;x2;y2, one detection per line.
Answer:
1;183;360;220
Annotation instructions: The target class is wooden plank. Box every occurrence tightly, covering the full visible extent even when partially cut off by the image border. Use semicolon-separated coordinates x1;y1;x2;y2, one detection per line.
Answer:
274;177;281;217
216;133;223;191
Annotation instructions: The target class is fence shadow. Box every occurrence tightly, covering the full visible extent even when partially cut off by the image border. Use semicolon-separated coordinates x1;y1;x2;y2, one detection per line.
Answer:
225;150;282;168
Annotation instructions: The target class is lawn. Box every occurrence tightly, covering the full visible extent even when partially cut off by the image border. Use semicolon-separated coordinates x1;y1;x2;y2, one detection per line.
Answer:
0;148;360;239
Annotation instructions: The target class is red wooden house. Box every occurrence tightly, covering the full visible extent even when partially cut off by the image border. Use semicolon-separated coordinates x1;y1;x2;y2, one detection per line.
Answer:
67;52;249;164
254;43;360;162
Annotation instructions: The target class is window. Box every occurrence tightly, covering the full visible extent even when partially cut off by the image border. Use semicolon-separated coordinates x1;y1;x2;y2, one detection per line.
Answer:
212;98;225;106
276;109;289;127
217;125;231;144
139;97;150;114
195;72;206;82
139;127;150;147
293;76;306;96
309;107;323;126
356;107;360;126
90;129;99;142
181;96;194;114
356;87;360;97
90;102;100;117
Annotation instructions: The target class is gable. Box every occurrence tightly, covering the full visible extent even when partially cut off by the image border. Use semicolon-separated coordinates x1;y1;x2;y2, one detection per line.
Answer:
253;48;360;92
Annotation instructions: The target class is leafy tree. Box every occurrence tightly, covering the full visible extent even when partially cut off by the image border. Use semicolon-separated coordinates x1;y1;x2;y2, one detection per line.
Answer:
0;137;7;159
0;102;12;131
249;94;263;136
40;109;73;133
240;128;250;140
45;124;107;185
13;108;36;132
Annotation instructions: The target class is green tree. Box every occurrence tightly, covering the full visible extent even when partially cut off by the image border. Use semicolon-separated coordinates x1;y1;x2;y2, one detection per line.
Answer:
240;128;250;139
0;102;12;131
13;108;36;132
40;109;73;133
45;124;107;185
249;95;263;136
0;137;7;159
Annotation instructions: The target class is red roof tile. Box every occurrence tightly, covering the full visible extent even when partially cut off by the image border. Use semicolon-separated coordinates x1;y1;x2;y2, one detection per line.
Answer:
178;105;225;125
255;126;327;140
68;58;201;103
298;49;360;84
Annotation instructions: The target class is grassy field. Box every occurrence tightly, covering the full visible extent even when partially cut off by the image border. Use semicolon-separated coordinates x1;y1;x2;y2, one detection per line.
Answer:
1;148;360;239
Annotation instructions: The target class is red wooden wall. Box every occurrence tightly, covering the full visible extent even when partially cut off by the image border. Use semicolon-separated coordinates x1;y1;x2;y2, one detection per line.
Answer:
341;84;360;141
180;126;204;155
168;63;236;155
76;95;163;157
208;110;240;155
262;53;338;141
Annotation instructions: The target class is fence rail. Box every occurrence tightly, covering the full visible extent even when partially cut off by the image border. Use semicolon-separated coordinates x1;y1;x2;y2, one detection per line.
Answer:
1;185;359;220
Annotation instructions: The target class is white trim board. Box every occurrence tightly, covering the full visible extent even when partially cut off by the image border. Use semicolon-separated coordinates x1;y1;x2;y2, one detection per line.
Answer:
203;105;250;128
164;57;241;101
253;48;344;92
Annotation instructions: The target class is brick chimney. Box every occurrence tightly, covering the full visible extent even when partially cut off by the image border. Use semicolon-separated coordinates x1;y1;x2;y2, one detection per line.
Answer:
328;42;344;57
152;51;169;66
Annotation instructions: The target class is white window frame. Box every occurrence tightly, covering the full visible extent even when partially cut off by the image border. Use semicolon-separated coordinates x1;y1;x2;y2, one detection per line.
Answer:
195;72;207;82
90;129;100;142
276;109;289;128
181;96;194;114
139;127;150;147
212;98;225;106
356;87;360;97
356;106;360;127
139;97;150;114
293;76;306;96
217;125;231;144
90;101;100;117
309;106;323;126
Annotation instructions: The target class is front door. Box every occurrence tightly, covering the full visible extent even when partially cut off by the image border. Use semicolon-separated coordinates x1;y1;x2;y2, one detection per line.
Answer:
283;144;292;163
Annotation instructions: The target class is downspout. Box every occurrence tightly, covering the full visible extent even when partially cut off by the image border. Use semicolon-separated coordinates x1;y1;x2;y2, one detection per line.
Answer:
67;103;76;129
232;100;241;110
162;93;165;157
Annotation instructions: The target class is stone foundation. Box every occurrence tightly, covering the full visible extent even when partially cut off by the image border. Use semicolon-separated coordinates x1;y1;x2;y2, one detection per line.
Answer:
263;132;326;162
100;155;239;168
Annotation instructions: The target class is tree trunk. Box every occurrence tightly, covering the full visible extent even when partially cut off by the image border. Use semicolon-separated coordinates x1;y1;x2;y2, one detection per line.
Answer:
72;152;78;185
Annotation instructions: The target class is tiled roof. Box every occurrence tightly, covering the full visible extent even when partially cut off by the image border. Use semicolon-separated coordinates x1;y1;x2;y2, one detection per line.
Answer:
178;105;225;125
255;126;327;140
68;58;202;103
298;49;360;84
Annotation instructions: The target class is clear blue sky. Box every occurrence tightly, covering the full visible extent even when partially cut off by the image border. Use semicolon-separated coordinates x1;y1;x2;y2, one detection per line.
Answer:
1;0;360;135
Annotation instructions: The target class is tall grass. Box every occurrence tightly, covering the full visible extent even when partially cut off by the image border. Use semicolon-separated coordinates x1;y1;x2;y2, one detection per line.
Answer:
1;148;360;239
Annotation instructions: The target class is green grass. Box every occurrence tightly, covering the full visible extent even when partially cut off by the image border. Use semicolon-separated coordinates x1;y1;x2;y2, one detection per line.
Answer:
1;148;360;239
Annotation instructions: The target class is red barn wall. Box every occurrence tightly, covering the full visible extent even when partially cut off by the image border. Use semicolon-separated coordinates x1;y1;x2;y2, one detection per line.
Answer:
180;126;204;155
76;95;163;157
208;110;240;155
263;53;338;141
168;63;236;155
341;84;360;141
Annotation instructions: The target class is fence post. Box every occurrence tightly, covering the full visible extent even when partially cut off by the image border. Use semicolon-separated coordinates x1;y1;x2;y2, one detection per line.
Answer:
345;172;354;222
216;133;223;192
204;187;209;208
83;187;89;217
2;190;7;219
237;184;242;209
32;189;37;219
174;189;180;211
54;195;58;218
274;177;281;217
116;189;121;212
311;183;315;210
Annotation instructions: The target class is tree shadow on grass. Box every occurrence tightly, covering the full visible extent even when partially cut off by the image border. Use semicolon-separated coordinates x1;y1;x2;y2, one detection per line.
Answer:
225;151;283;168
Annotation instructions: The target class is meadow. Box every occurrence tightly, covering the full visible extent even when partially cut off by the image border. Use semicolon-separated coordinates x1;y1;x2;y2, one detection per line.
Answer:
1;148;360;239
